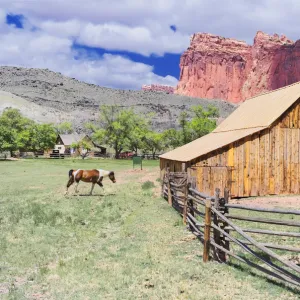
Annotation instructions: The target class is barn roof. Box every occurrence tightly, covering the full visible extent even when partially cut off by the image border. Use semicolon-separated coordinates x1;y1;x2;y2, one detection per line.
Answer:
160;81;300;162
58;134;87;145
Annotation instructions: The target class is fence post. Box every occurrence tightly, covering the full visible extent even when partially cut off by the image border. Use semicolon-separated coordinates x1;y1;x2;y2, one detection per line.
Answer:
167;168;172;206
203;198;212;262
223;188;230;254
182;179;189;225
213;188;224;262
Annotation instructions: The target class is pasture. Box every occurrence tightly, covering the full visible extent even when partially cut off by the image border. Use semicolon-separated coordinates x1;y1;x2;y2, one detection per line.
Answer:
0;159;299;299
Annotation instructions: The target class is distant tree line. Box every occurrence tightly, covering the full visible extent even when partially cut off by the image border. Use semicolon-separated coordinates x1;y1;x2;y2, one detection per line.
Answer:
86;104;219;158
0;104;219;158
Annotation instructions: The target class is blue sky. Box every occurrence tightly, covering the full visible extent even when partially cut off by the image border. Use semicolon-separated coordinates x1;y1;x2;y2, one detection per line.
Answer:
1;1;300;90
7;14;182;80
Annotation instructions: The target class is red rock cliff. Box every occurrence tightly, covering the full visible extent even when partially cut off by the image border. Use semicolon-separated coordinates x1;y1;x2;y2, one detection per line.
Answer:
176;31;300;103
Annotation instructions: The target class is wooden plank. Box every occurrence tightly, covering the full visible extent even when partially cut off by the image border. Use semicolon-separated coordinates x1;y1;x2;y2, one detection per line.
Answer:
289;105;294;128
294;103;299;128
265;129;270;195
279;127;284;193
244;137;250;196
225;214;300;227
209;238;300;287
275;126;281;194
227;143;234;166
287;129;291;193
291;129;296;193
253;134;260;196
224;227;300;238
225;204;300;215
227;239;300;252
269;127;275;194
231;143;238;197
238;141;244;197
213;207;300;274
259;132;265;196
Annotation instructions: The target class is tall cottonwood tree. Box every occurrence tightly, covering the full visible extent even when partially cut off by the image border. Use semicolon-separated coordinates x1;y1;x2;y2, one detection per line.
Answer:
87;105;151;158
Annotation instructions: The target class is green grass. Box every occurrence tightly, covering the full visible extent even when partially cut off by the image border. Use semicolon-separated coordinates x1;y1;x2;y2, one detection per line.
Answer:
0;159;299;299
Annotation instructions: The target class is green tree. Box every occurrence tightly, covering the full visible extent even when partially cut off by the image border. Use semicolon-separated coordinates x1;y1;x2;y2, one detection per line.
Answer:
162;128;182;149
88;105;151;158
29;123;57;151
161;105;219;150
142;131;164;159
0;108;57;155
189;105;219;140
71;140;92;159
179;111;192;145
55;121;74;134
0;108;33;155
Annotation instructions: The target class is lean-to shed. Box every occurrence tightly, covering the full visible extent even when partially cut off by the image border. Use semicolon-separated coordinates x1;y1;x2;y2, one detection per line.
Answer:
160;82;300;198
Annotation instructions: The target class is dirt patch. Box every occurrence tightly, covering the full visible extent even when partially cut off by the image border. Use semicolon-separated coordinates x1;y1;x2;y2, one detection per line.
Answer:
231;195;300;209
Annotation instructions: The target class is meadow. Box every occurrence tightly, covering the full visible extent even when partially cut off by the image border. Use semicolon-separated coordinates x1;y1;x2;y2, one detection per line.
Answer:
0;159;299;299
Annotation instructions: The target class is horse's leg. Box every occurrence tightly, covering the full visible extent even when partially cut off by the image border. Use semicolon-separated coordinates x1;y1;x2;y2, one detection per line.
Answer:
65;177;74;195
97;182;105;193
74;180;80;193
89;183;95;195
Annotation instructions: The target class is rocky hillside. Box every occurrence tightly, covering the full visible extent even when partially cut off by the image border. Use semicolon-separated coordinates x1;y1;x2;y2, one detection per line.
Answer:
0;66;237;132
176;31;300;103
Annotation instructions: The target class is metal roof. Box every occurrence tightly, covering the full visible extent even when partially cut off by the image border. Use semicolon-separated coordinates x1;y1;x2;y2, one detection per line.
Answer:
160;81;300;162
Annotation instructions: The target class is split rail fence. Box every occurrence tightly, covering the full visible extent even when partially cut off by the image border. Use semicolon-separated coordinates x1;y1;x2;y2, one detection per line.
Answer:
162;168;300;288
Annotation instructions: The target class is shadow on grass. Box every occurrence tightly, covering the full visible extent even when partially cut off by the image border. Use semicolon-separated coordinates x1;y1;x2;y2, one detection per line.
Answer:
227;261;300;293
70;193;116;197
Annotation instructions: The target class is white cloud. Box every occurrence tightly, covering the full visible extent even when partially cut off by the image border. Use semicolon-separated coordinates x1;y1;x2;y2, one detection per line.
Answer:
3;0;300;42
0;24;177;89
76;22;189;56
1;0;300;89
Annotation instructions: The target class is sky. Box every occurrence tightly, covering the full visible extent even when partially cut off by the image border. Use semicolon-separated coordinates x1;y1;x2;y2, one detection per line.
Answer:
1;0;300;90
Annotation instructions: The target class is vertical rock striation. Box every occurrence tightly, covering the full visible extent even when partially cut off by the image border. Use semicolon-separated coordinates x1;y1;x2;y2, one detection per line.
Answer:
176;31;300;103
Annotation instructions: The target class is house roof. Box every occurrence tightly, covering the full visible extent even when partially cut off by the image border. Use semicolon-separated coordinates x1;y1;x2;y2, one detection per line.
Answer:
58;134;87;145
160;81;300;162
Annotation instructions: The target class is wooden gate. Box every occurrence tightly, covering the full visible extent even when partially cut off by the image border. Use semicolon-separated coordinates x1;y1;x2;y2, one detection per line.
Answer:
192;166;233;197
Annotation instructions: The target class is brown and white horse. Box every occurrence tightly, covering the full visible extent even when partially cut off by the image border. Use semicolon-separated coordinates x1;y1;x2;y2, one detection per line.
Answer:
65;169;116;195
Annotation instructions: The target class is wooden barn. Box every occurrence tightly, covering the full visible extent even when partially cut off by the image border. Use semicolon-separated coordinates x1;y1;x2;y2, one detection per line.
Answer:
160;82;300;198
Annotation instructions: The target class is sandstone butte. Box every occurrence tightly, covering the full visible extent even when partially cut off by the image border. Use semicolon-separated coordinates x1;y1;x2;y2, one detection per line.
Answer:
175;31;300;103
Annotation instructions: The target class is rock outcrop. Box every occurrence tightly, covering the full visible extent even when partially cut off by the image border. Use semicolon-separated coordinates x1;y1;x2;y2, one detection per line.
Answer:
142;84;175;94
176;31;300;103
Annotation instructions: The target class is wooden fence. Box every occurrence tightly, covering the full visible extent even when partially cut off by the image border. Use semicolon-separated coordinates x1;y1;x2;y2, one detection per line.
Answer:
162;169;300;288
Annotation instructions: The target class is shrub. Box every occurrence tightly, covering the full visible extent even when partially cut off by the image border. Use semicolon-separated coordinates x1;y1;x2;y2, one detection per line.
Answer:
142;181;155;190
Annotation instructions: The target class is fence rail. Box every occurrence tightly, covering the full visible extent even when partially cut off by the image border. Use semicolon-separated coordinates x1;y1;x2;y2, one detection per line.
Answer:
162;168;300;288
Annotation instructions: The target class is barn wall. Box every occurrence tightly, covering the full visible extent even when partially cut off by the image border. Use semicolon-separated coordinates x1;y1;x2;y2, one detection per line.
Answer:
193;100;300;197
160;99;300;198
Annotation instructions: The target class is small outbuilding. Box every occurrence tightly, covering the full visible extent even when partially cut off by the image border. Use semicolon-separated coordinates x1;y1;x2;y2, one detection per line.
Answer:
160;82;300;198
55;134;106;156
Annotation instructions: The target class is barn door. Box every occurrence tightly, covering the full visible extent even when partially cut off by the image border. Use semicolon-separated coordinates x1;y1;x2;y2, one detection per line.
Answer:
193;166;233;197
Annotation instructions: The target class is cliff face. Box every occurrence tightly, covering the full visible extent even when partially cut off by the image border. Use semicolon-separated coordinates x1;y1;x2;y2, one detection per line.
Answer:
176;31;300;103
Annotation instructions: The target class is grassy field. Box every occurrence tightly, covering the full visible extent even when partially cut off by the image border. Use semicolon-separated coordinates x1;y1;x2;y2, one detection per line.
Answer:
0;159;299;299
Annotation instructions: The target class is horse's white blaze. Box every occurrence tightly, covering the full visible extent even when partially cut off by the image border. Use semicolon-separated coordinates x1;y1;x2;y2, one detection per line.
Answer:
98;169;110;182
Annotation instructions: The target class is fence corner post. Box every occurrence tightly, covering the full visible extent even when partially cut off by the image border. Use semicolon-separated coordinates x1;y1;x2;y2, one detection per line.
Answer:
223;187;230;255
203;198;212;263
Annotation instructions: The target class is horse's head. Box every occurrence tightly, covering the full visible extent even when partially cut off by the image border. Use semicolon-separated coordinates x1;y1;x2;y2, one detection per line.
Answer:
108;171;116;183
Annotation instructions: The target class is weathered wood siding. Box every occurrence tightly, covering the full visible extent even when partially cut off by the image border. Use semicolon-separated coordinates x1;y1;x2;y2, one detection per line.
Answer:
160;100;300;198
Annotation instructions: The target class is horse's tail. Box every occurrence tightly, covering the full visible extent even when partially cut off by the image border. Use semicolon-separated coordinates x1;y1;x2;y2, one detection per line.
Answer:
68;169;74;178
